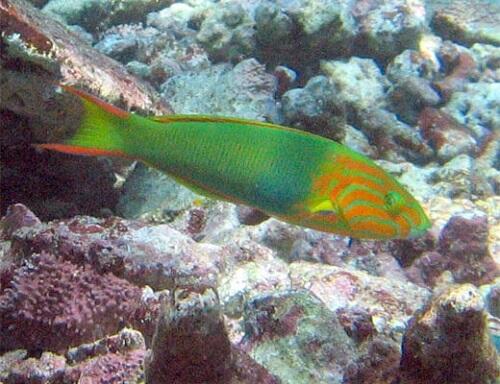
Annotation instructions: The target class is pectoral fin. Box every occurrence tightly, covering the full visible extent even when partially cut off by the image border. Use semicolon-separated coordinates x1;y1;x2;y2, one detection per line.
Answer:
310;199;336;214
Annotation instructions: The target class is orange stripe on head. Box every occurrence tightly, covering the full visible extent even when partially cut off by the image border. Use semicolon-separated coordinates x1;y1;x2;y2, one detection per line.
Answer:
61;85;130;119
35;144;131;158
350;219;397;239
343;204;391;222
329;177;386;202
400;205;421;225
339;189;385;209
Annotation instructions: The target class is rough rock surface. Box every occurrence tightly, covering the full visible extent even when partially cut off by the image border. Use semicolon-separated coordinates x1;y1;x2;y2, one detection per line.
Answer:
0;252;144;353
431;0;500;47
42;0;174;33
161;57;277;119
400;284;499;384
0;0;171;220
146;287;232;383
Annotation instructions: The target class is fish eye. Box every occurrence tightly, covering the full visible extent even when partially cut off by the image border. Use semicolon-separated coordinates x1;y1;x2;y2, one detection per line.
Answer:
384;191;404;215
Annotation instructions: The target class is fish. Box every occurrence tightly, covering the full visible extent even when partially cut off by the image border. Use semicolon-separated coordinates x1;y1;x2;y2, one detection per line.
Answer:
37;85;431;239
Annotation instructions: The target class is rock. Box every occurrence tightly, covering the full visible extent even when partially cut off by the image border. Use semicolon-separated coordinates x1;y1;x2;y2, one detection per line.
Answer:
273;65;297;96
388;75;441;124
254;0;353;68
480;281;500;318
433;46;478;101
2;208;225;290
126;60;152;79
0;203;41;239
116;163;198;220
0;328;147;384
254;2;296;66
281;75;345;140
145;286;232;383
161;58;277;120
65;328;146;383
3;352;66;384
289;262;430;334
0;252;144;353
146;2;197;34
418;107;476;162
342;124;377;157
42;0;174;33
438;211;497;285
386;42;442;83
0;0;170;220
343;337;402;384
431;0;500;47
196;0;256;62
470;43;500;83
241;290;356;384
400;284;499;384
94;28;140;63
352;0;427;61
320;57;389;111
430;154;474;198
355;108;432;163
444;83;500;139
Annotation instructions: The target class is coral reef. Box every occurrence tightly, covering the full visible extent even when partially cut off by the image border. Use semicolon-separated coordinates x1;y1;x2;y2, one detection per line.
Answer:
0;201;499;382
1;0;499;382
0;252;143;353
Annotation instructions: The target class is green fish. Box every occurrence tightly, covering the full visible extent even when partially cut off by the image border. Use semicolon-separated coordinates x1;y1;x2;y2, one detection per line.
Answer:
37;85;431;239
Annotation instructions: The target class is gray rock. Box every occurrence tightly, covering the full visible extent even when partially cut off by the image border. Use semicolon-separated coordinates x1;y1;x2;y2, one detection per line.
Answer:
125;60;152;79
444;83;500;139
320;57;389;111
241;290;357;384
386;46;442;82
116;162;197;220
352;0;427;60
356;108;433;162
161;58;277;120
146;2;197;34
389;75;441;124
431;154;474;198
94;31;139;63
43;0;173;32
277;0;356;52
431;0;500;46
196;1;256;62
255;2;294;47
470;43;500;83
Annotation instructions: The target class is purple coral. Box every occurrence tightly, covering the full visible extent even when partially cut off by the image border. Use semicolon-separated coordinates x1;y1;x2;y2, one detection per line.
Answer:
0;252;143;353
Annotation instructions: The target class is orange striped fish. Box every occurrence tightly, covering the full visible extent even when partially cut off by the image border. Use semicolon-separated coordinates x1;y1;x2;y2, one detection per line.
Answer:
37;86;431;239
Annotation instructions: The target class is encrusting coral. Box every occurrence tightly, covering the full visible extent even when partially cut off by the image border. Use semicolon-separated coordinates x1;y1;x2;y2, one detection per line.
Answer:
0;252;143;353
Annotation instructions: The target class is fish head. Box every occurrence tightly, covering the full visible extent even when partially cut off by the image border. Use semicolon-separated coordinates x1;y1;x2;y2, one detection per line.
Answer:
306;153;432;240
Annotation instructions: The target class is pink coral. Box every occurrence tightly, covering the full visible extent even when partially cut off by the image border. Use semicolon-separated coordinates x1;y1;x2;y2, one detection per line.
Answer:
0;252;143;353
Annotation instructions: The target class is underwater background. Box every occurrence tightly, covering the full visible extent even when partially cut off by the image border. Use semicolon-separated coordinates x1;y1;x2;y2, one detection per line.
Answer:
0;0;499;382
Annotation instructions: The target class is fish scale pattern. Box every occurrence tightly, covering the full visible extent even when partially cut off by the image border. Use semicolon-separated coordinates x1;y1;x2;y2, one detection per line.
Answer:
0;252;142;353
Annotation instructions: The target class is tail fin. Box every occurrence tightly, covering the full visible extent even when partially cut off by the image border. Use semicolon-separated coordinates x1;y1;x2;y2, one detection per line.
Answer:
35;85;131;158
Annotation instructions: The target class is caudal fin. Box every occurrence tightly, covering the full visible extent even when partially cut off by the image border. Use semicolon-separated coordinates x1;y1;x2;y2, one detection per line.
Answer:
35;85;131;158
